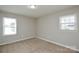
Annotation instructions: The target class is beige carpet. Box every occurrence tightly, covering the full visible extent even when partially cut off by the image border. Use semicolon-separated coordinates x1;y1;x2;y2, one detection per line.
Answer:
0;38;76;53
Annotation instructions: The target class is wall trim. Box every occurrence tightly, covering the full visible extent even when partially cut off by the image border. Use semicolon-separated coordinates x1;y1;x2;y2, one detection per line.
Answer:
36;36;79;52
0;36;35;46
0;36;79;52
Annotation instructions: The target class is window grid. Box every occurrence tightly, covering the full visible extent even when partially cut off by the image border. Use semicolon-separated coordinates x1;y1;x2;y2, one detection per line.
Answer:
3;17;17;35
60;15;77;30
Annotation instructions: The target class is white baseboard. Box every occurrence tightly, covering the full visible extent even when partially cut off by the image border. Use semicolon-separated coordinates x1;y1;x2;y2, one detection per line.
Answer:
0;36;79;52
0;36;35;46
36;36;79;52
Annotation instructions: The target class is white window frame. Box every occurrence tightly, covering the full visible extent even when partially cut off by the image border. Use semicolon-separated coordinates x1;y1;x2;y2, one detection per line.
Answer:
59;14;77;30
3;17;17;35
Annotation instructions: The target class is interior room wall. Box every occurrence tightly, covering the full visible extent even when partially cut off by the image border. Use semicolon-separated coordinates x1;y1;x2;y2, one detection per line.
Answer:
0;11;36;45
37;6;79;50
0;6;79;52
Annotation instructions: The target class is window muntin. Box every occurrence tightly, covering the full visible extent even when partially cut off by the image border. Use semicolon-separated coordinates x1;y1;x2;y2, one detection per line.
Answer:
60;15;77;30
3;17;16;35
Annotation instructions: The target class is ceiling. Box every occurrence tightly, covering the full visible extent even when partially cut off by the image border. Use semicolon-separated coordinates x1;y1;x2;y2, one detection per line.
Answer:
0;5;75;18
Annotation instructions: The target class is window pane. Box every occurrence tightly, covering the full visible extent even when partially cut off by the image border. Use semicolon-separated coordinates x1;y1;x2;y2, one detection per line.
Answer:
3;17;16;35
61;24;76;30
60;15;76;24
60;15;77;30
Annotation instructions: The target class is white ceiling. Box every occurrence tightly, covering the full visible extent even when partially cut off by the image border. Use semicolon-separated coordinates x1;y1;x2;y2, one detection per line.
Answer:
0;5;75;18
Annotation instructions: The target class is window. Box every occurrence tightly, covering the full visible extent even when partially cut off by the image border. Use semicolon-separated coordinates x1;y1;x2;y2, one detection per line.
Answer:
3;17;17;35
60;15;77;30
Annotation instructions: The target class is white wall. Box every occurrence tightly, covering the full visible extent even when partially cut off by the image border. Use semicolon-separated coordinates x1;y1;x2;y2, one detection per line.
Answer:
37;7;79;50
0;11;36;45
0;6;79;51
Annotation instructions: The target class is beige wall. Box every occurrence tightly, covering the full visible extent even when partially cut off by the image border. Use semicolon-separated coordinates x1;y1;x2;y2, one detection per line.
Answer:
37;7;79;50
0;11;36;45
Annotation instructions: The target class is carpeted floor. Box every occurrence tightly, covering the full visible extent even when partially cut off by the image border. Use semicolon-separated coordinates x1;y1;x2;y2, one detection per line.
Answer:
0;38;77;53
